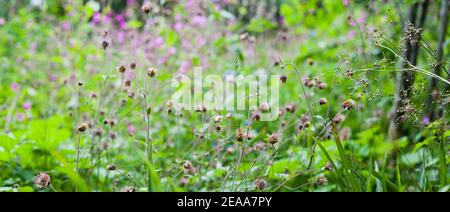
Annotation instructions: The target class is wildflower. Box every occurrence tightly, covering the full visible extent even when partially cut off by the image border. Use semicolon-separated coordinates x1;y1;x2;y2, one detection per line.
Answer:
11;83;20;92
120;187;136;192
78;123;88;133
147;68;157;78
127;124;136;135
317;82;327;90
226;113;233;119
324;162;333;171
102;40;109;50
213;115;222;124
130;63;137;70
255;178;268;190
319;98;328;105
333;114;346;124
343;99;355;110
260;103;270;112
117;64;126;73
316;176;328;185
285;104;296;114
268;133;282;145
93;128;104;137
146;106;152;115
236;128;244;142
34;173;51;188
280;75;287;83
23;102;32;111
142;4;152;14
252;111;261;121
224;147;233;155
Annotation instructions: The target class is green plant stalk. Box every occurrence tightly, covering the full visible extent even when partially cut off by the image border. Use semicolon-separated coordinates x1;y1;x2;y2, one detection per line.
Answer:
331;123;361;192
439;133;447;187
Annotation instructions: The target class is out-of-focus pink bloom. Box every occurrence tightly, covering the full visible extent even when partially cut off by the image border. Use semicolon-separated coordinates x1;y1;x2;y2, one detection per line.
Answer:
422;116;430;125
127;124;135;135
91;12;102;25
49;75;58;83
197;37;207;48
343;0;350;6
23;102;32;111
34;173;51;188
115;14;125;23
127;0;137;5
16;113;25;122
124;70;136;82
150;37;165;49
11;83;20;92
62;21;71;31
357;11;368;25
181;39;191;49
117;31;126;44
173;22;184;32
0;18;6;26
347;30;356;40
178;60;192;74
192;15;207;27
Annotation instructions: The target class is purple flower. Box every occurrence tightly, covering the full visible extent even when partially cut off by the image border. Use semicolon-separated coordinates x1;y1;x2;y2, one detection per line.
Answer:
23;102;32;111
127;124;135;135
62;21;71;31
347;30;356;40
178;60;192;74
91;12;102;25
343;0;350;6
0;18;5;26
192;15;207;27
422;116;430;125
16;113;25;122
11;83;20;92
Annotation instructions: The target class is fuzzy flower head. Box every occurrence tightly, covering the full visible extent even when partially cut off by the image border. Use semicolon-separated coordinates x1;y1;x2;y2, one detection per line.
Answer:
34;173;51;188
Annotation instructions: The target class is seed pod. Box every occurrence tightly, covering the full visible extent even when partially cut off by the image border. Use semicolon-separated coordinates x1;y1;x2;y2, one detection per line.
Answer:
319;98;328;105
236;128;244;142
107;164;116;171
78;123;88;132
142;4;152;14
318;82;327;90
303;121;311;128
117;64;126;73
280;75;287;83
102;40;109;50
255;178;268;190
307;58;314;66
147;68;157;78
130;63;136;70
285;104;296;113
342;99;355;110
268;133;282;145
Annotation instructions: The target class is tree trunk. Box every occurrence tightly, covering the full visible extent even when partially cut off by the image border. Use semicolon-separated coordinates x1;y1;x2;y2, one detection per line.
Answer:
389;0;429;140
426;0;449;121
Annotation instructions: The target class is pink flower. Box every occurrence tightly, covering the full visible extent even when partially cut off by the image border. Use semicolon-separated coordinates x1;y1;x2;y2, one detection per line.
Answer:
91;12;102;25
0;18;5;26
192;15;207;27
62;21;71;31
343;0;350;6
11;83;20;92
23;102;32;111
347;30;356;40
34;173;51;188
127;124;135;135
16;113;25;122
178;60;192;74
